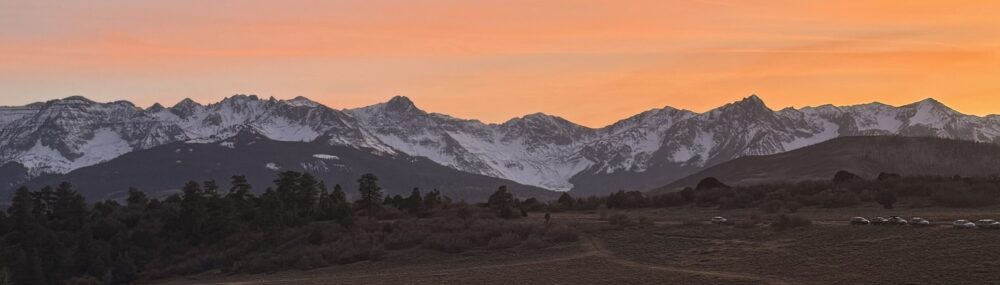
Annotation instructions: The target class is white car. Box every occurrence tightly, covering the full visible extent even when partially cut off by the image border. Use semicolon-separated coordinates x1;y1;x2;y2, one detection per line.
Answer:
711;216;728;225
849;217;870;225
910;217;931;226
954;220;977;229
888;216;909;225
871;216;889;225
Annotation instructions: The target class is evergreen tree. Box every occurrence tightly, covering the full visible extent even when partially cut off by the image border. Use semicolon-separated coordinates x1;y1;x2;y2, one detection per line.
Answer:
357;173;383;220
228;175;253;200
125;188;148;210
557;192;575;208
423;189;442;210
51;182;86;232
203;180;220;198
9;187;39;232
179;181;207;242
0;211;9;236
488;186;515;219
405;188;424;216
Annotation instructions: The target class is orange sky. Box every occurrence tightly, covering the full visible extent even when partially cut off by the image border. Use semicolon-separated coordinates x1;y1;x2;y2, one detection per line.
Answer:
1;0;999;127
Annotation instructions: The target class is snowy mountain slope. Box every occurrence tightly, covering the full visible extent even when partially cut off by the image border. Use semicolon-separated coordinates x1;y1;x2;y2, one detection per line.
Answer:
16;131;557;202
3;94;1000;196
0;95;391;181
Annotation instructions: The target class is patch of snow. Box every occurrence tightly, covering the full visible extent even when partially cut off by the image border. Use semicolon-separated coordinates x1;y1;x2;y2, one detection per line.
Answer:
14;128;133;174
265;162;280;171
782;118;840;151
313;154;340;160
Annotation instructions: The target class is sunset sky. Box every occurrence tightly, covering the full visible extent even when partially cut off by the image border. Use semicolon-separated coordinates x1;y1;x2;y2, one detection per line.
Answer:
2;1;999;127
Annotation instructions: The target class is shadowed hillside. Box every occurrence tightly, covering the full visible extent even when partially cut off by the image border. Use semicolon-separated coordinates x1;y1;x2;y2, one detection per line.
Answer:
656;136;1000;192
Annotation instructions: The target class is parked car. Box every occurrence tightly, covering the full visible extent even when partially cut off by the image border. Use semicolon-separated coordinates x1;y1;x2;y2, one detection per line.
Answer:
711;216;728;225
849;217;870;225
953;220;977;229
871;216;889;225
888;216;909;225
977;219;1000;229
910;217;931;226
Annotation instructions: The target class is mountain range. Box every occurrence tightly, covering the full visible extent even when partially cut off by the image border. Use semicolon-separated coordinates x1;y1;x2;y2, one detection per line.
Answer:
2;94;1000;200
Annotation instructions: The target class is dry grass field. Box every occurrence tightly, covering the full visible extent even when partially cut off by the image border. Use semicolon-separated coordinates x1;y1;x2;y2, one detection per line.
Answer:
155;203;1000;285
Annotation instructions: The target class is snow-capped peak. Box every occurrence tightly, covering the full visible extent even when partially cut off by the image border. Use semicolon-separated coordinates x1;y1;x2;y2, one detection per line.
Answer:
3;94;1000;194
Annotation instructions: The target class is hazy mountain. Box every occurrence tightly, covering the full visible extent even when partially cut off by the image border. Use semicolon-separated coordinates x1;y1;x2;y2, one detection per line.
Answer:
3;94;1000;197
654;136;1000;193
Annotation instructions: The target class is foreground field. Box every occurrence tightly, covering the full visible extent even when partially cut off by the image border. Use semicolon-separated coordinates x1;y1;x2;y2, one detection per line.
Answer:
156;204;1000;285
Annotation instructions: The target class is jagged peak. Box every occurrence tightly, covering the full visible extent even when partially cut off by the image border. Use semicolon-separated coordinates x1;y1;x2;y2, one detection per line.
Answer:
172;98;201;109
904;97;959;114
384;95;421;113
711;94;771;113
284;96;320;107
148;103;166;111
225;94;261;101
504;112;590;130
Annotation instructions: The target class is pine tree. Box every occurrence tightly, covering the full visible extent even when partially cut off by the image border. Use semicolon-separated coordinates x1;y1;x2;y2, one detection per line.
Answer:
406;188;423;216
557;192;575;208
51;182;86;232
203;180;220;198
180;181;206;242
488;186;515;219
9;187;38;232
125;188;148;210
357;173;383;220
228;175;253;201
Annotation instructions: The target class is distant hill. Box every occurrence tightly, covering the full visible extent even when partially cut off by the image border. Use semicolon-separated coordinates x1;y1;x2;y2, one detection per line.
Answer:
10;131;558;202
654;136;1000;193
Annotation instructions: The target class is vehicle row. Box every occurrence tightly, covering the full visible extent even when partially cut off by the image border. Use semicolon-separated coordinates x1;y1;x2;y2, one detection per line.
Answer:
850;216;928;226
850;216;1000;229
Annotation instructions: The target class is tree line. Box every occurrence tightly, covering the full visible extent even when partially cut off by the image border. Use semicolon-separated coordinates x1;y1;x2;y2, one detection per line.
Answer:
0;172;577;285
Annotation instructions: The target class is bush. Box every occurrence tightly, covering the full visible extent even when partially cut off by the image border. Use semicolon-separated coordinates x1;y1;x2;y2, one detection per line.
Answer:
544;224;579;242
607;214;633;227
522;234;547;249
637;216;655;227
384;224;431;250
487;233;523;250
759;200;782;214
423;233;471;253
771;214;812;230
785;201;803;213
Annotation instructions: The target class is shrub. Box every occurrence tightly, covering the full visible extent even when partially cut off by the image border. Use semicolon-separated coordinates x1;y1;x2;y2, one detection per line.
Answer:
874;190;897;209
771;214;812;230
607;214;633;227
759;200;782;214
544;224;579;242
785;201;803;213
423;233;471;253
384;225;431;250
637;216;655;227
522;234;547;249
487;233;523;250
